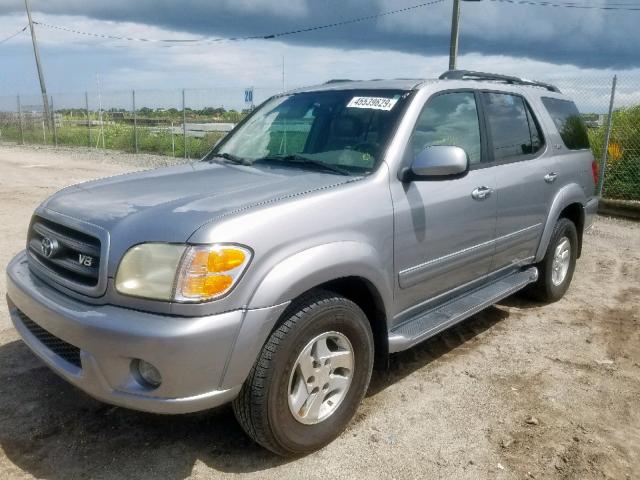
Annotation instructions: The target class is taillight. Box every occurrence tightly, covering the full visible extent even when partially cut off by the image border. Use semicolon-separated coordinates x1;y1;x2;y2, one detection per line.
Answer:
591;160;599;188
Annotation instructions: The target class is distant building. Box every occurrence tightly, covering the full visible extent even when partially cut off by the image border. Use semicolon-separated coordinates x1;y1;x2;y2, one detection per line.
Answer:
582;113;607;128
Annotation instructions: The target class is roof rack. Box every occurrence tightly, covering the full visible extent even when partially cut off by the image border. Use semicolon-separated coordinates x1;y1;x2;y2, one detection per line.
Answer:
439;70;561;93
324;79;353;84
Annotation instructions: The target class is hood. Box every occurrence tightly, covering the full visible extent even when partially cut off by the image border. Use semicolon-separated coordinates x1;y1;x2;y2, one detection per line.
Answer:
43;161;353;245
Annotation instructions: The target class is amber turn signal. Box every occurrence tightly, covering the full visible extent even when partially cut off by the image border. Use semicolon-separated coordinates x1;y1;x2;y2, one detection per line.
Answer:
175;245;251;302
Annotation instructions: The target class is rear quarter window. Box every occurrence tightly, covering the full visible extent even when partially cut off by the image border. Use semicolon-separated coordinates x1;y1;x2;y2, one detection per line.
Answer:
541;97;590;150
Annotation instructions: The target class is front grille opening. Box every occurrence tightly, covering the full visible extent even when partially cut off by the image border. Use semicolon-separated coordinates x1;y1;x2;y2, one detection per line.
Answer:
29;253;97;285
17;310;82;369
35;217;99;248
27;215;101;289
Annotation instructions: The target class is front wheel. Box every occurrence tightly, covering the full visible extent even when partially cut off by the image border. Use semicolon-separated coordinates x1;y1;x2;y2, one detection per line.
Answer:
232;290;374;456
527;217;578;302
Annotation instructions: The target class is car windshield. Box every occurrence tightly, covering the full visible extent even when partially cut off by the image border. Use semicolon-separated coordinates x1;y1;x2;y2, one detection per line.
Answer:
209;89;412;175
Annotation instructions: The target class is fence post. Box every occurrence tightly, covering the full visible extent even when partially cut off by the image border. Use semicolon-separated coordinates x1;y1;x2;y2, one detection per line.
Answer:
132;90;138;154
171;121;175;157
598;75;617;197
50;96;58;147
85;91;91;147
182;89;187;159
17;95;24;145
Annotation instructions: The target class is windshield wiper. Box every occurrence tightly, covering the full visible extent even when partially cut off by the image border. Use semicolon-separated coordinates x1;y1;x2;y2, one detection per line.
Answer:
255;154;351;176
210;152;252;165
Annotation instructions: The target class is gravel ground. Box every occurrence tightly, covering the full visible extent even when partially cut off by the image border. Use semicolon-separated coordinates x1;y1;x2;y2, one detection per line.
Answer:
0;144;638;480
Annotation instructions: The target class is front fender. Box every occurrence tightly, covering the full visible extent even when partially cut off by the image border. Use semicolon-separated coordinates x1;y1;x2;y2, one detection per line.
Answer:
247;241;393;313
220;242;391;390
535;183;586;262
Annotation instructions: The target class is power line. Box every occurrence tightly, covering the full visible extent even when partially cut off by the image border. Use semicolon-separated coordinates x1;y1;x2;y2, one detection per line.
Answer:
8;0;638;52
0;25;27;45
260;0;447;39
5;0;640;49
32;21;210;44
489;0;640;10
31;0;447;46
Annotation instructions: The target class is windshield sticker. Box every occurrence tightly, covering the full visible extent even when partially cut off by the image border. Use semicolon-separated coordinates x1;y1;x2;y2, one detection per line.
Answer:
347;96;398;111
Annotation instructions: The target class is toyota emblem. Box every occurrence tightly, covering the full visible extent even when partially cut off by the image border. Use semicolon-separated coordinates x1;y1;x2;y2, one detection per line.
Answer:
40;237;58;258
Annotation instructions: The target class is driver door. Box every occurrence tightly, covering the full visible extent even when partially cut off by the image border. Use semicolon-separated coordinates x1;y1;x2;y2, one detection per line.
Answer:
390;91;497;319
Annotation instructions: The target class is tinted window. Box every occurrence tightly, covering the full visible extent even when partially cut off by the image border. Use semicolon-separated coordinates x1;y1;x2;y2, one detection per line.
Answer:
541;97;590;150
410;92;482;164
483;92;543;160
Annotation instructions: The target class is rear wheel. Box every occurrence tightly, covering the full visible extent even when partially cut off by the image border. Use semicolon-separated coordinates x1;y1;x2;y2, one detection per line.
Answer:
232;290;374;456
527;217;578;302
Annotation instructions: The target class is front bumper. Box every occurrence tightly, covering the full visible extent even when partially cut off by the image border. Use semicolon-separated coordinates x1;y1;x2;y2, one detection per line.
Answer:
6;251;288;414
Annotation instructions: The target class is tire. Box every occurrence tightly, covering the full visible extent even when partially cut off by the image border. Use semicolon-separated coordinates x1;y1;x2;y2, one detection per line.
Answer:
232;290;374;456
527;217;578;303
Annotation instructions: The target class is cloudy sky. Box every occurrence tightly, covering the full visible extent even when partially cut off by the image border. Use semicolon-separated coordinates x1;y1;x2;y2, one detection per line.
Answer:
1;0;638;109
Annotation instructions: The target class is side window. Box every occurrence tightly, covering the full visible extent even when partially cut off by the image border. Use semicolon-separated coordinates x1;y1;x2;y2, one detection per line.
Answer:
541;97;590;150
483;92;543;161
409;92;482;165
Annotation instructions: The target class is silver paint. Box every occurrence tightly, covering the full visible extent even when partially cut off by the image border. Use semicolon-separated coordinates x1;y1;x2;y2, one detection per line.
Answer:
6;77;597;414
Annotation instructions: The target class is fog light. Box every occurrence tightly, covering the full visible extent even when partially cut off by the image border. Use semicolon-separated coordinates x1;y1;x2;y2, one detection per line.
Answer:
134;359;162;388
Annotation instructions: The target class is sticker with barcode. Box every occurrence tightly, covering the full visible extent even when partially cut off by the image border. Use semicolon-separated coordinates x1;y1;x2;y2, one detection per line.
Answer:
346;96;398;111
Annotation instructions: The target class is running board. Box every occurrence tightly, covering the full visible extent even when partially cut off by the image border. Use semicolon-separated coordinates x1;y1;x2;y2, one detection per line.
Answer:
388;267;538;353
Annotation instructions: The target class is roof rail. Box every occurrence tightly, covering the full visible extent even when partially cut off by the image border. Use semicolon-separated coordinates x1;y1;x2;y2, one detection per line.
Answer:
324;79;353;84
439;70;561;93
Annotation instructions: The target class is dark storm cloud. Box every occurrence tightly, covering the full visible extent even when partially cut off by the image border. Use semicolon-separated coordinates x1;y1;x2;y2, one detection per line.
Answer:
2;0;638;69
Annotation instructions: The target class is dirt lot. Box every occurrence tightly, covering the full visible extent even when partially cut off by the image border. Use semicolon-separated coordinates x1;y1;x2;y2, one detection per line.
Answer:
0;144;638;479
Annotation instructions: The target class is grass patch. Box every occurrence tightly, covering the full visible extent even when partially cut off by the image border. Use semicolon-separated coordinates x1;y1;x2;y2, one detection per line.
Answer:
0;122;225;160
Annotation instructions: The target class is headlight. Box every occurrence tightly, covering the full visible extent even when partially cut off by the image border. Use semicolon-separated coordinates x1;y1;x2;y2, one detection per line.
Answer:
115;243;186;301
115;243;251;302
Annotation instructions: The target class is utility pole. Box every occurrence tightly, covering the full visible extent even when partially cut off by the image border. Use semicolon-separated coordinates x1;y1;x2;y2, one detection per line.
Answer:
24;0;51;128
448;0;481;71
448;0;461;71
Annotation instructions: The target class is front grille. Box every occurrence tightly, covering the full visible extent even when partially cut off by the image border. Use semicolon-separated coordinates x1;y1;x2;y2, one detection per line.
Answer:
27;216;101;288
16;310;82;369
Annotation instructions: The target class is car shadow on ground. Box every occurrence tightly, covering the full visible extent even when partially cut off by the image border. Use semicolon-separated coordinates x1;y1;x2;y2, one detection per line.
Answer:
0;340;290;479
367;304;512;396
0;299;526;479
497;293;544;309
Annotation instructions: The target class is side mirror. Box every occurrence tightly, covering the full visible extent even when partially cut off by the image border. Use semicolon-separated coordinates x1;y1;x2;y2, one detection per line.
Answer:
406;145;469;180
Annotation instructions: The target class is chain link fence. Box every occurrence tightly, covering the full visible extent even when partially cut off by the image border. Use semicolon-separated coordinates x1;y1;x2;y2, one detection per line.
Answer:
0;86;282;160
0;77;638;201
600;75;640;201
548;75;640;201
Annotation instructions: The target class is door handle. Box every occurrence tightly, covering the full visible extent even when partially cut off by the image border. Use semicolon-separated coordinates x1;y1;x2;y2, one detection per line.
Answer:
471;186;494;200
544;172;558;183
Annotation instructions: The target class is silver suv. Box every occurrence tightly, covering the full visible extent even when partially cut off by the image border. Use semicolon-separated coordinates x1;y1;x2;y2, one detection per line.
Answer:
6;70;599;455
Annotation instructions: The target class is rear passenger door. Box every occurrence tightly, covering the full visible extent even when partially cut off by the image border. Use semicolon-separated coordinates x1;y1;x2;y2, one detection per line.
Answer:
481;91;558;271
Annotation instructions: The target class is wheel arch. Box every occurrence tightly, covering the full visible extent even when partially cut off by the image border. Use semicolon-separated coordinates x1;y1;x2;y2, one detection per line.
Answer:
246;242;393;367
558;202;585;258
311;277;389;368
247;241;392;313
535;184;587;262
223;273;391;392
